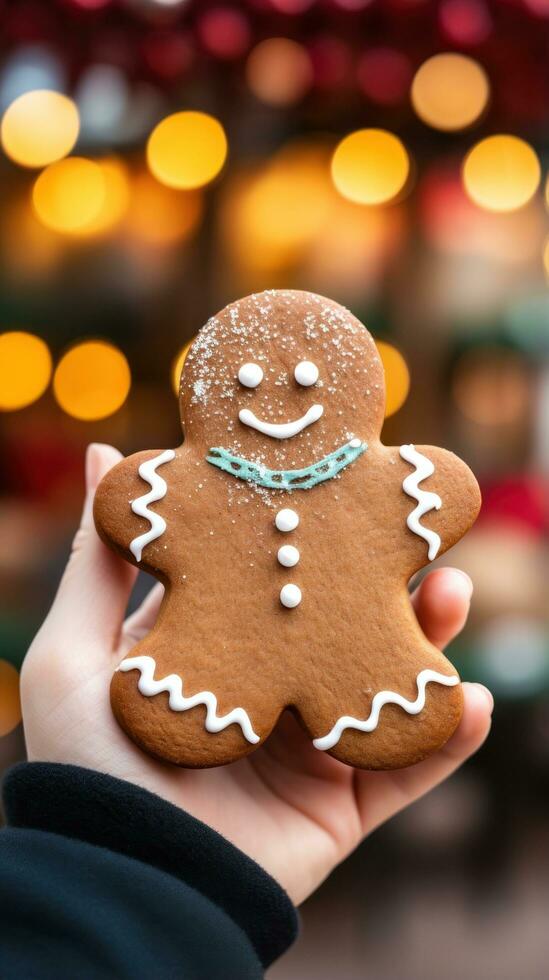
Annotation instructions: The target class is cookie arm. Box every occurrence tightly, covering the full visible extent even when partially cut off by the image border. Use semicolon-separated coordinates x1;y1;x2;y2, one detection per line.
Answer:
397;444;481;568
93;448;176;573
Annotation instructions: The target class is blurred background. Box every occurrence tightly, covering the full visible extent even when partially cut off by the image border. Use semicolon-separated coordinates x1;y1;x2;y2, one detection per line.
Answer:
0;0;547;976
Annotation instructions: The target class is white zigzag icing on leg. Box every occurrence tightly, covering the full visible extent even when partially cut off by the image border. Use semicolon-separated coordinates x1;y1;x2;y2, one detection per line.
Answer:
313;669;460;751
118;655;260;744
129;449;175;562
399;444;442;561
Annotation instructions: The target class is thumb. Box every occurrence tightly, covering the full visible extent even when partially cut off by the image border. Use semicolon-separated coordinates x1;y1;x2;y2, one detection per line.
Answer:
47;444;137;648
354;682;493;836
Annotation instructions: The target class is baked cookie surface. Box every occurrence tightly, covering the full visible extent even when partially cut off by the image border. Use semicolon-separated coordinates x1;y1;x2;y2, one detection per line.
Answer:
94;290;481;769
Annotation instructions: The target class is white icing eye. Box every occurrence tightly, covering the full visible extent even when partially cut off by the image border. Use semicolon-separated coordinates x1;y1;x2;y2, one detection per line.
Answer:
294;360;319;387
238;362;263;388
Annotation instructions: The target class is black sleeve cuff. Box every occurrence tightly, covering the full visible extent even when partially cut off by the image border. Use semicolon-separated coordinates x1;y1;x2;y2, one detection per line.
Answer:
2;762;298;969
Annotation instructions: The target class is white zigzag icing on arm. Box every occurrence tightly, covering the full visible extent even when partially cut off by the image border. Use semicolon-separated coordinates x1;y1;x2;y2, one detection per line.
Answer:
118;655;261;745
399;443;442;561
129;449;176;562
313;669;460;751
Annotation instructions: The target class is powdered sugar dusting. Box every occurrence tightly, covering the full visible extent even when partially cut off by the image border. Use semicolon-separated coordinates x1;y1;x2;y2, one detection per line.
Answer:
180;290;384;495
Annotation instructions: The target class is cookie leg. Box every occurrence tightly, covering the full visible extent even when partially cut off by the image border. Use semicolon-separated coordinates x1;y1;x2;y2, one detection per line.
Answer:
110;647;281;768
296;671;463;771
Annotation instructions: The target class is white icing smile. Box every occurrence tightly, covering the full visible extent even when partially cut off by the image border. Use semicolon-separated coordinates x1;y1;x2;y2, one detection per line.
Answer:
238;403;324;439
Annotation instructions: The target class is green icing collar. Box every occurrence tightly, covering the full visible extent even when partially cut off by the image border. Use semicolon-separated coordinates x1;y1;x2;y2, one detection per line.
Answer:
206;439;367;491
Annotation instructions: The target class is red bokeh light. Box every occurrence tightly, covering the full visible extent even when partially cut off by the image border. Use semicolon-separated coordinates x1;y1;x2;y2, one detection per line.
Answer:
419;165;479;248
439;0;493;46
523;0;549;17
64;0;113;11
308;36;353;90
357;48;413;106
480;478;547;536
141;29;194;81
270;0;316;12
197;7;251;61
331;0;374;10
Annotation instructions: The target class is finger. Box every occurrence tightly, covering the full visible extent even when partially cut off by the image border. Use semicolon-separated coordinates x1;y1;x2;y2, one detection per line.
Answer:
123;582;165;644
47;444;137;647
411;567;473;649
354;681;493;837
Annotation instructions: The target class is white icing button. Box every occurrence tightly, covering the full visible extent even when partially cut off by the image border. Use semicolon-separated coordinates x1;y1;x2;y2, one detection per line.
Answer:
277;544;300;568
238;362;263;388
275;508;299;532
349;438;361;448
294;360;319;386
280;584;302;608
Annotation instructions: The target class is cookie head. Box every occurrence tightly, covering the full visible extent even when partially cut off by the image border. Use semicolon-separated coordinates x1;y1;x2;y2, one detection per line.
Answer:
179;290;385;465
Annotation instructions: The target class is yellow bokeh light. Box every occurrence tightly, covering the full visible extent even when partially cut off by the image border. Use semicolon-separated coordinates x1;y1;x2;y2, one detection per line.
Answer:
463;135;541;213
33;157;106;233
223;144;334;272
126;172;203;247
0;331;52;411
0;660;21;737
147;111;227;190
78;157;130;237
411;54;489;132
53;341;131;421
246;38;313;107
1;90;79;169
375;340;410;417
172;339;194;395
240;154;331;251
331;129;410;205
305;199;404;297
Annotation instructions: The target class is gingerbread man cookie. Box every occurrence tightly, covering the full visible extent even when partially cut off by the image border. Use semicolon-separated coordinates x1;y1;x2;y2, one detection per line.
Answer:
94;290;481;770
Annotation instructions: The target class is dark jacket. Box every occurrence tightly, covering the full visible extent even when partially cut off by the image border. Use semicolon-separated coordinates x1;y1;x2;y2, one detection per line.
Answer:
0;763;298;979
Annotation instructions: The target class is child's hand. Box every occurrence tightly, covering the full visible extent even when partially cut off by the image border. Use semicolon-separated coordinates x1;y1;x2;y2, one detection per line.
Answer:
21;443;493;906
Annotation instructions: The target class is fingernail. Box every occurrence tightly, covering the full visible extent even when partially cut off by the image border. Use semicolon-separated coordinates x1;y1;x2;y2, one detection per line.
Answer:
85;444;102;493
474;683;494;714
454;569;473;599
